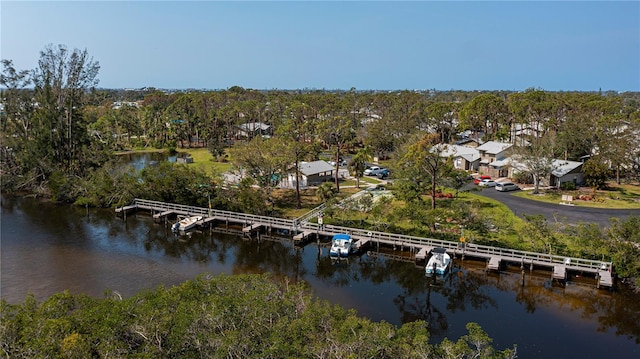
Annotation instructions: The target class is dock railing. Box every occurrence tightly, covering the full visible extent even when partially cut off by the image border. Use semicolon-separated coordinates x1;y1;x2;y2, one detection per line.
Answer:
133;198;296;231
128;198;611;273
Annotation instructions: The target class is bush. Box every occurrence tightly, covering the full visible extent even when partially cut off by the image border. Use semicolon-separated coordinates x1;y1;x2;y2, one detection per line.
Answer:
560;181;576;190
512;171;533;184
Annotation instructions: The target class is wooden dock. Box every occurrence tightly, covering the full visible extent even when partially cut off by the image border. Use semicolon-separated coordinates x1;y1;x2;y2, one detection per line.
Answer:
487;257;501;271
293;230;315;242
243;223;264;233
116;198;615;289
153;210;174;220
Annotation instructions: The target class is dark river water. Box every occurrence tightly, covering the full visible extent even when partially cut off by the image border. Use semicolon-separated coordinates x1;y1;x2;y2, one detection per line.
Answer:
1;195;639;358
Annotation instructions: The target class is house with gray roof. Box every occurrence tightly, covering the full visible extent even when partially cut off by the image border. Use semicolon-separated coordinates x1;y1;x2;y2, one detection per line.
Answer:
282;160;335;188
549;159;584;188
476;141;513;177
508;157;584;188
438;144;480;171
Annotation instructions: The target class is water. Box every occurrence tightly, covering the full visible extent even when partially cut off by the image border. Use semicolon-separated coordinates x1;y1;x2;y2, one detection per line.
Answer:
116;151;178;171
1;195;639;358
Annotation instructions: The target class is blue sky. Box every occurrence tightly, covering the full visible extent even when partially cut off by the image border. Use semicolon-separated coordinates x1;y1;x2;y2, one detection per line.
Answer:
1;1;638;91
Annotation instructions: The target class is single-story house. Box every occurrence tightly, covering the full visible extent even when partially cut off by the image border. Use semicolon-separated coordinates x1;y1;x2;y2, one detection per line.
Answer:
508;157;584;188
438;144;480;171
282;160;335;188
549;160;584;188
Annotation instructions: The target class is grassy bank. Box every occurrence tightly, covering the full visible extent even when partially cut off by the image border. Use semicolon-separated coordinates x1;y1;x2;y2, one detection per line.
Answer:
513;182;640;209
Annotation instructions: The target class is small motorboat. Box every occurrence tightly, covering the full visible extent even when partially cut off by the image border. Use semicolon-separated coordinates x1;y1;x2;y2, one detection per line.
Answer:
171;215;203;232
329;234;353;258
425;247;451;276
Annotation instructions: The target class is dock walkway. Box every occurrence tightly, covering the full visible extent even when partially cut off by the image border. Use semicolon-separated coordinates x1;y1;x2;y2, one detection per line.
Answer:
117;198;614;288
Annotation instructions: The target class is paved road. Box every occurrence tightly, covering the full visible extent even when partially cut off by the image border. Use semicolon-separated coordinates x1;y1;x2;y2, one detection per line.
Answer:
472;185;640;227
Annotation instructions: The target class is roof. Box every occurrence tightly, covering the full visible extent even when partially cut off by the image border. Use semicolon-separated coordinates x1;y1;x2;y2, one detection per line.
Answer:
551;160;583;177
476;141;512;155
437;144;480;163
508;156;584;177
490;158;510;168
298;160;335;176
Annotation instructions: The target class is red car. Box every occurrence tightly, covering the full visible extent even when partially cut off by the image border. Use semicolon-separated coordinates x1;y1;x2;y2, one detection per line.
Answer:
474;175;491;185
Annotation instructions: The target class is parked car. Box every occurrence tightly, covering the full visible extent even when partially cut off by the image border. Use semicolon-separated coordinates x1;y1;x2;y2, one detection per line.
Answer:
478;179;497;187
328;158;347;167
364;166;381;176
474;175;491;185
495;182;519;192
377;168;390;179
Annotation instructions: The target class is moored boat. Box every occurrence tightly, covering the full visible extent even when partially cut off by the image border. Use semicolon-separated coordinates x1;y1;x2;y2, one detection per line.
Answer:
329;234;353;258
425;247;451;276
171;215;203;232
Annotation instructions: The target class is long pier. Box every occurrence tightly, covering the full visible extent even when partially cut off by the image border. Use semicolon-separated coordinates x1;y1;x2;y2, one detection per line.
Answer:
116;198;614;288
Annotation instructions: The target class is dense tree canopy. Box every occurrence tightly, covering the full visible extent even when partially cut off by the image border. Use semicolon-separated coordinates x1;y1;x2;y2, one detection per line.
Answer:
0;274;517;358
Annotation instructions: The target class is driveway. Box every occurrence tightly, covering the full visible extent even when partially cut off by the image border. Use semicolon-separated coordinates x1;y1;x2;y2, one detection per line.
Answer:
471;185;640;227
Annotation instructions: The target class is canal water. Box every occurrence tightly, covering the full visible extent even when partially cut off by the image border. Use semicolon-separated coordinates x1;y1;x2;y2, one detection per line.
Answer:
1;195;639;358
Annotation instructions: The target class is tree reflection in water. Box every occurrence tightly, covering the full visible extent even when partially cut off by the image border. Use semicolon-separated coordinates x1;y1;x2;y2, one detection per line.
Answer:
141;225;639;344
3;196;639;350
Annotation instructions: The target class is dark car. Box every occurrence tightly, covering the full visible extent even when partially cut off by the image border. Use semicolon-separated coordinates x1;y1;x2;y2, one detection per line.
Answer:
377;168;390;179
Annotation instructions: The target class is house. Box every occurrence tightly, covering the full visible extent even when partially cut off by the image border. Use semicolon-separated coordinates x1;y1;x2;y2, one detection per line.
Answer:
476;141;512;177
438;144;480;171
282;160;335;188
549;160;583;188
508;157;584;188
236;122;272;139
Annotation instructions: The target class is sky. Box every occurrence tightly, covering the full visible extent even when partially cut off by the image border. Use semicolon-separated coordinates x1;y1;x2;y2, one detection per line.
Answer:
1;1;638;92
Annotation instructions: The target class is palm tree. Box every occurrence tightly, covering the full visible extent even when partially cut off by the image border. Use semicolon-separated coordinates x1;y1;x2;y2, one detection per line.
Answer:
349;146;372;188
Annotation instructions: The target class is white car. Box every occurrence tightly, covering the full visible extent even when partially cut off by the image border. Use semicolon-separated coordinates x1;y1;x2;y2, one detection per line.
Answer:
478;179;497;187
495;182;519;192
364;166;380;176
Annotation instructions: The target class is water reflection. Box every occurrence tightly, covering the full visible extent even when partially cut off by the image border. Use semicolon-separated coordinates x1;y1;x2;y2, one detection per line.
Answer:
2;196;639;357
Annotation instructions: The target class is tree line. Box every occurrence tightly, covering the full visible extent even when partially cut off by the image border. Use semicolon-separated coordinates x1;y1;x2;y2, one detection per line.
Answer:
0;273;518;358
2;45;639;284
2;45;640;204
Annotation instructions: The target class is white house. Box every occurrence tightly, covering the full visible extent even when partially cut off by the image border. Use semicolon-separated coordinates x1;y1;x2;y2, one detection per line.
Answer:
282;160;335;188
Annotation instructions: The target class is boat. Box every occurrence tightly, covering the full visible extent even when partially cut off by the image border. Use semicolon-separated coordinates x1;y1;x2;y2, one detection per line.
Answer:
425;248;451;276
329;233;353;258
171;215;203;232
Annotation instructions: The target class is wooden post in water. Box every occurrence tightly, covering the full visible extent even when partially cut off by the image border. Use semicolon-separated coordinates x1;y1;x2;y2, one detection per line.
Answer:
521;270;525;287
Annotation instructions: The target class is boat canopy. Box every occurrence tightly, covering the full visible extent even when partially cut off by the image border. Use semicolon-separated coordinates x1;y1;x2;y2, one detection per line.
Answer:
333;234;351;240
432;247;447;254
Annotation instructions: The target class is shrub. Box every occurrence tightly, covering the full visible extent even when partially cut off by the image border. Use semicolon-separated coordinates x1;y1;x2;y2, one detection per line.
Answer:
512;171;533;184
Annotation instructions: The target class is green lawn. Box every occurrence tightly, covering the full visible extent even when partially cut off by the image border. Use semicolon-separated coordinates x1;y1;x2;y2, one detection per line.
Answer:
512;182;640;209
179;148;232;175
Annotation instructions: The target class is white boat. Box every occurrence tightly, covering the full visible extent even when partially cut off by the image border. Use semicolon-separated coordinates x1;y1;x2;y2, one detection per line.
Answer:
171;215;203;232
329;234;353;258
425;248;451;276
